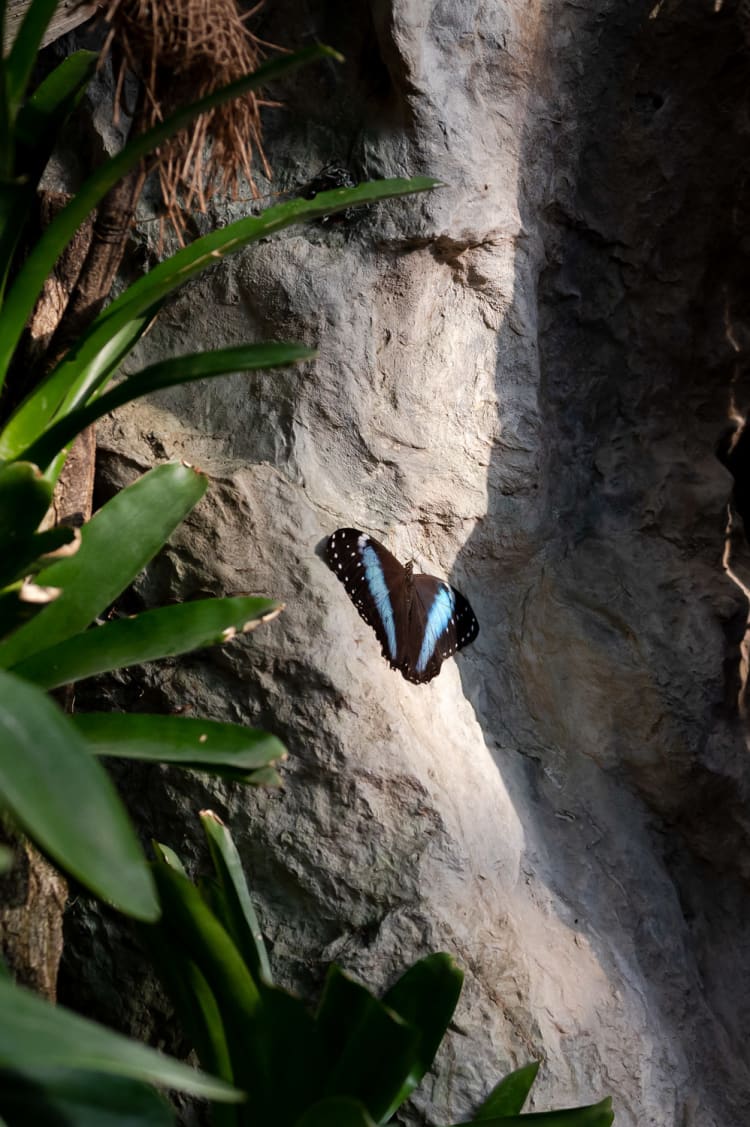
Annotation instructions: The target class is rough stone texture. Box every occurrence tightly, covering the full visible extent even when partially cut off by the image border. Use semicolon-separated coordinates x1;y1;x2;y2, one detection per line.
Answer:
60;1;750;1124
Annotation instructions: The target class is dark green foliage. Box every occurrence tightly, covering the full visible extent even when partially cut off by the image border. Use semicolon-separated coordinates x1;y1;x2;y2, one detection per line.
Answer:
147;814;614;1127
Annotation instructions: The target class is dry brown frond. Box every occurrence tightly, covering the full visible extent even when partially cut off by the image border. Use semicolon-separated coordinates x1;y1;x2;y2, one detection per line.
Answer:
102;0;272;240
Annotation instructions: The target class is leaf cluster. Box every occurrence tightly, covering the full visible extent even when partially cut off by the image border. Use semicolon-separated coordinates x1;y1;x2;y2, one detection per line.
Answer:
146;811;615;1127
0;1;432;918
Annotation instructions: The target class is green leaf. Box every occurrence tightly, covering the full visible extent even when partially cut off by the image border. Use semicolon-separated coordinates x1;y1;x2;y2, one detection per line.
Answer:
0;844;11;873
0;464;77;590
11;595;283;687
242;985;323;1126
18;342;317;470
152;840;189;878
0;176;437;456
0;1067;174;1126
0;976;241;1102
0;461;52;540
72;714;287;778
0;580;59;643
379;953;464;1120
0;669;158;919
153;845;324;1125
241;764;283;788
200;810;273;984
0;462;208;668
5;0;60;109
2;308;158;474
151;845;263;1023
475;1063;540;1119
453;1098;615;1126
293;1097;377;1127
15;50;99;152
316;966;420;1123
0;461;69;588
0;50;98;305
140;924;235;1127
0;179;31;306
0;525;78;590
0;45;344;388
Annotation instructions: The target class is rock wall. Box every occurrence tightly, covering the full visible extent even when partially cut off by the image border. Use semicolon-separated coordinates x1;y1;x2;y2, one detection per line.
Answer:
62;1;750;1123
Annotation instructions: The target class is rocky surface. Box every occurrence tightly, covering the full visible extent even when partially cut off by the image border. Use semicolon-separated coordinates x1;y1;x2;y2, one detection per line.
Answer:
60;1;750;1123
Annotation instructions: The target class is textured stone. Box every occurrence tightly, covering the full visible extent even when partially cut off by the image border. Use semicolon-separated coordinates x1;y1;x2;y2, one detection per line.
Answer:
61;1;750;1124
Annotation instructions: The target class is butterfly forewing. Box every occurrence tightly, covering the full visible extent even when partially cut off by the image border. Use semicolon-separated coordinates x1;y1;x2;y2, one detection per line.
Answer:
325;528;404;667
324;527;479;683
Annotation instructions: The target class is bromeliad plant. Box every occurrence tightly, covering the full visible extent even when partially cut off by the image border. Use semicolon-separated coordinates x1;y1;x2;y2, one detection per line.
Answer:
0;0;435;1118
0;2;434;920
148;810;615;1127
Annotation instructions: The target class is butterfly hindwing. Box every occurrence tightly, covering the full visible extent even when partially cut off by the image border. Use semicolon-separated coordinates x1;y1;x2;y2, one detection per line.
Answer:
403;576;450;682
325;527;479;684
405;577;479;683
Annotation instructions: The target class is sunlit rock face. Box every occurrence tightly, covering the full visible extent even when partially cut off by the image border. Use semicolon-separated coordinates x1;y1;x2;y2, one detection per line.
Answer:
81;0;750;1122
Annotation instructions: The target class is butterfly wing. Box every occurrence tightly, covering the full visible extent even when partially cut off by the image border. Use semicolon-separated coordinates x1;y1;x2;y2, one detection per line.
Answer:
404;576;480;684
325;528;479;683
325;528;408;670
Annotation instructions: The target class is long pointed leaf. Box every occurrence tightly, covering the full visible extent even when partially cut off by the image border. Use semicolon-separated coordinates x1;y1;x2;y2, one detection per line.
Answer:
154;843;325;1125
72;714;287;777
0;976;241;1102
0;49;96;283
0;461;55;587
475;1063;540;1119
200;810;273;984
0;45;343;386
151;845;269;1123
0;460;51;538
316;966;420;1122
0;1068;174;1127
379;953;463;1121
0;669;158;919
14;49;99;152
0;525;77;589
2;307;158;467
11;595;283;686
141;923;236;1127
0;176;436;457
0;50;98;306
293;1098;377;1127
0;579;59;641
5;0;59;108
0;462;207;668
448;1099;614;1127
151;845;263;1020
18;342;317;469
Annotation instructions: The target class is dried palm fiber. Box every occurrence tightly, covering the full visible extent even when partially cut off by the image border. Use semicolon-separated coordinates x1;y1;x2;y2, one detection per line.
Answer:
101;0;272;239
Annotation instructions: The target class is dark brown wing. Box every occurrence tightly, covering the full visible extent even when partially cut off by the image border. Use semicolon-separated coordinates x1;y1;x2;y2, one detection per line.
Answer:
324;528;408;671
325;529;479;684
401;576;479;684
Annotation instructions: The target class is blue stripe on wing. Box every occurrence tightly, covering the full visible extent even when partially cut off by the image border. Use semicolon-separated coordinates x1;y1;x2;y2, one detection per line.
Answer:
416;585;456;674
361;541;398;661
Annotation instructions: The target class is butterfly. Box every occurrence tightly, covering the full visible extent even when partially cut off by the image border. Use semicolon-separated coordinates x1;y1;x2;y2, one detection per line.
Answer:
324;528;479;684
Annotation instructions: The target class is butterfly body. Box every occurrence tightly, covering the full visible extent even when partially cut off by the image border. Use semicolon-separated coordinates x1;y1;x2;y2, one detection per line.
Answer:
325;528;479;683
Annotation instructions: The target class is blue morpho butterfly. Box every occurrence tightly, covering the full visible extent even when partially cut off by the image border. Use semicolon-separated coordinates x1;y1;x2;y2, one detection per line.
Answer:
325;528;479;684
